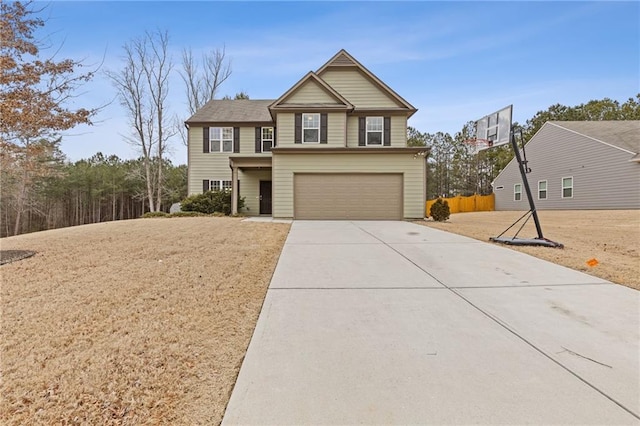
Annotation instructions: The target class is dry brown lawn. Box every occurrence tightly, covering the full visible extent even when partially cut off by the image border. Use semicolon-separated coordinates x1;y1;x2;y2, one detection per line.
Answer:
418;210;639;290
0;217;290;425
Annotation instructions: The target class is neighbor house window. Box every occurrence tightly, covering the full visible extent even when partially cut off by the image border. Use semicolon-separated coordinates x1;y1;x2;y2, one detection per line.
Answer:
366;117;383;145
262;127;274;152
302;113;320;143
538;180;547;200
209;180;232;191
562;177;573;198
210;127;233;152
514;183;522;201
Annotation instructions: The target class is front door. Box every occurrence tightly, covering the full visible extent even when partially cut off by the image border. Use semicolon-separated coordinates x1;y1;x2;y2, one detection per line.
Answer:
259;181;272;215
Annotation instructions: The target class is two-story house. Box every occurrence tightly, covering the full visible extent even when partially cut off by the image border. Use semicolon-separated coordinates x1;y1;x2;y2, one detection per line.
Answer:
185;50;428;220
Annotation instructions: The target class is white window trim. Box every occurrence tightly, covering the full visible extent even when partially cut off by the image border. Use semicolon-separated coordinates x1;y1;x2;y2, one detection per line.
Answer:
209;180;232;192
561;176;573;199
514;183;522;201
365;116;384;146
302;113;320;143
537;180;548;200
210;127;234;153
261;127;274;152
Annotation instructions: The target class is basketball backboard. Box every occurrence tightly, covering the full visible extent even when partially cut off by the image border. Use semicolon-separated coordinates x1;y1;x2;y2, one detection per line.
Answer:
474;104;512;150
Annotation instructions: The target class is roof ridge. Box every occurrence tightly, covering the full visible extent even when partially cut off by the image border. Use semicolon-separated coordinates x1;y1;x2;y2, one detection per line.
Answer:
315;49;416;116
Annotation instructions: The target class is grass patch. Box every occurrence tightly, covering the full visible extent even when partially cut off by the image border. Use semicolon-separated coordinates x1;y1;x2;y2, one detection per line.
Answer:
0;217;290;424
417;210;639;290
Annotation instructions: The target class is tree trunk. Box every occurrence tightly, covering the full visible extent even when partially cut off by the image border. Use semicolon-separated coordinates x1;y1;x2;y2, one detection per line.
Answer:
13;166;28;236
143;157;155;212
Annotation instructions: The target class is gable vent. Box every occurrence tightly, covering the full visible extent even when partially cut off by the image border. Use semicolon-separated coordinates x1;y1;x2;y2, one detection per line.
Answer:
332;53;356;66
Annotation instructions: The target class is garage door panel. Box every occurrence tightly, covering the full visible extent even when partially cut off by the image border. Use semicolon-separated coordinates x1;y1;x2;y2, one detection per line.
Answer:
294;173;402;220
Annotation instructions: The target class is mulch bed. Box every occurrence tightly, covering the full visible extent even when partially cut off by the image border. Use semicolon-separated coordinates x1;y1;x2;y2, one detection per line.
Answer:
0;250;36;266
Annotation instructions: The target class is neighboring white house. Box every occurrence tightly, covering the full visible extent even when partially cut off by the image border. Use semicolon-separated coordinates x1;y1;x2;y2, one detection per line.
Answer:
492;121;640;210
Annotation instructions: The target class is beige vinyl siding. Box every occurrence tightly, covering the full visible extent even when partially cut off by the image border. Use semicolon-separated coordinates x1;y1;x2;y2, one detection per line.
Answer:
391;116;407;146
328;113;346;147
284;81;339;104
188;126;272;195
188;126;232;195
239;126;257;154
346;115;407;147
238;169;272;215
272;153;425;219
319;69;401;108
276;114;294;147
494;123;640;210
275;112;345;147
346;116;359;147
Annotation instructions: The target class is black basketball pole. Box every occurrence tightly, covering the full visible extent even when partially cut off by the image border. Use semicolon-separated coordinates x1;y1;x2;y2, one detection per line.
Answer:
510;129;544;239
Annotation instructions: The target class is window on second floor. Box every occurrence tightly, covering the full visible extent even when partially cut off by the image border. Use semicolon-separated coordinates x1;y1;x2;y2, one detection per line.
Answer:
538;180;547;200
262;127;274;152
366;117;383;145
562;177;573;198
358;116;390;146
210;127;233;153
514;183;522;201
302;113;320;143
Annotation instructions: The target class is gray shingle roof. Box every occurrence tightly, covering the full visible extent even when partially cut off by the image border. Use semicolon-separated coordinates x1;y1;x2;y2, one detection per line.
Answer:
185;99;275;123
550;121;640;153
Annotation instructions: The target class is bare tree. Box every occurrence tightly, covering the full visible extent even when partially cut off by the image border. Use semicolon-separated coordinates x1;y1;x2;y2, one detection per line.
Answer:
142;31;173;211
107;30;173;212
176;46;232;145
180;46;232;115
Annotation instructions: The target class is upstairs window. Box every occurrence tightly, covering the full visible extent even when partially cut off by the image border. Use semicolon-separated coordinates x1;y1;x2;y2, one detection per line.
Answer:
514;183;522;201
262;127;274;152
366;117;383;145
538;180;547;200
562;177;573;198
210;127;233;153
359;116;389;146
302;113;320;143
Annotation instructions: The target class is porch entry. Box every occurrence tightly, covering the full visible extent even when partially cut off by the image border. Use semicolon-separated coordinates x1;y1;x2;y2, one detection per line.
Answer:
259;181;272;215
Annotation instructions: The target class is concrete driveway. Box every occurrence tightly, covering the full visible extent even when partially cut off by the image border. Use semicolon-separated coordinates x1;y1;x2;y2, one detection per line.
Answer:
223;221;639;425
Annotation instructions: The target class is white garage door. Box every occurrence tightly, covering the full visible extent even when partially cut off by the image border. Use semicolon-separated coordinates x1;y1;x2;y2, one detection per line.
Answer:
294;173;403;220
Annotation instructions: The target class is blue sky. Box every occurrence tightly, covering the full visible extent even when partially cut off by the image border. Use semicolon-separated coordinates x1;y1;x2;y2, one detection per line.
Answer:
40;1;639;165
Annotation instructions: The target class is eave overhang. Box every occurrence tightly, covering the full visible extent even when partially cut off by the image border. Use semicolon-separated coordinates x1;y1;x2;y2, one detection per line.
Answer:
271;147;430;157
229;156;273;169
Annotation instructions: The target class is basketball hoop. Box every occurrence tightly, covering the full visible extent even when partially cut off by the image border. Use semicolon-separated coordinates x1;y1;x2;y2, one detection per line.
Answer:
463;138;493;153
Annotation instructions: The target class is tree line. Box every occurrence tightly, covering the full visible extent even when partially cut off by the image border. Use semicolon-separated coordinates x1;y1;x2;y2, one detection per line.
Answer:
410;95;640;200
1;151;186;237
1;2;234;236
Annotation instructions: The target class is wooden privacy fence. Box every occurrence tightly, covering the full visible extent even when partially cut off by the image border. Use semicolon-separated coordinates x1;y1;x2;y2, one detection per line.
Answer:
426;194;495;217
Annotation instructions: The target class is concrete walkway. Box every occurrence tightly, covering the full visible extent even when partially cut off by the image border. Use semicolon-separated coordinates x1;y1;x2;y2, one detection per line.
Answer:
223;221;640;425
